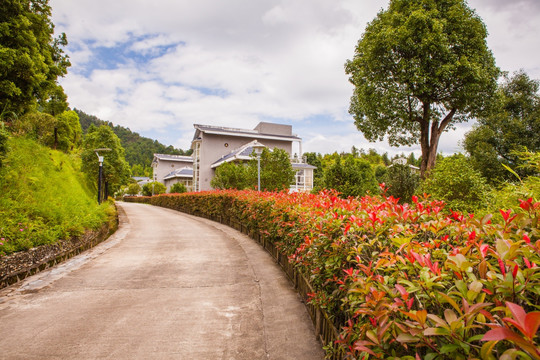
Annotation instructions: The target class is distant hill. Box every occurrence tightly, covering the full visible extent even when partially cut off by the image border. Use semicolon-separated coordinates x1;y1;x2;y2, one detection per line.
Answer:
75;109;192;173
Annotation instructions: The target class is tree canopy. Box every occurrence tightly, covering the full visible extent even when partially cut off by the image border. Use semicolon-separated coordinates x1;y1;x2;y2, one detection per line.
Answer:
464;70;540;183
81;125;131;196
0;0;70;115
345;0;499;178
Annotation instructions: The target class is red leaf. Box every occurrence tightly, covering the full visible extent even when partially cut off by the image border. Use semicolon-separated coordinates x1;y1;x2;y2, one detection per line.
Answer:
524;312;540;339
506;302;527;331
482;327;521;342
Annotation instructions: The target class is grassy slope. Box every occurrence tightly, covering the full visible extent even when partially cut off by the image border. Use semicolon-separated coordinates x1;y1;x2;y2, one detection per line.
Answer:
0;137;114;255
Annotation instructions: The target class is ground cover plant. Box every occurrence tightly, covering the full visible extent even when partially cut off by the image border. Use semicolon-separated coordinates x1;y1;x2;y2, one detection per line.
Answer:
0;137;114;255
133;188;540;359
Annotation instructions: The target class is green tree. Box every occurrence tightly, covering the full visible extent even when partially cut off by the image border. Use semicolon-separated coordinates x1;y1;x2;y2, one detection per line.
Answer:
81;125;131;197
0;0;70;115
170;182;187;194
421;154;491;213
464;71;540;183
252;148;295;191
126;182;141;196
345;0;499;178
383;164;420;204
323;156;379;198
142;181;166;196
211;161;251;190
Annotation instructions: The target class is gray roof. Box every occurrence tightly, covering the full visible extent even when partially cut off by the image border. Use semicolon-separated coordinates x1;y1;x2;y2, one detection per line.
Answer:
132;176;150;182
193;124;301;142
163;167;194;180
211;140;265;168
292;163;317;170
153;154;193;162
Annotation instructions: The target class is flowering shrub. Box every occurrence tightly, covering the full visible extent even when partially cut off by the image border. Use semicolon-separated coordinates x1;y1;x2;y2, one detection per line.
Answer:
129;189;540;359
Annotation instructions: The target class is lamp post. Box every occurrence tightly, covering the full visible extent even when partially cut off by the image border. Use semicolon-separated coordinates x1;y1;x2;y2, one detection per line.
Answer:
94;148;111;204
252;142;265;192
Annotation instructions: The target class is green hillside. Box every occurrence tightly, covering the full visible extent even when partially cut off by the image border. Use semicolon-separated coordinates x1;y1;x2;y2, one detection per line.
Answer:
0;137;114;255
75;109;192;174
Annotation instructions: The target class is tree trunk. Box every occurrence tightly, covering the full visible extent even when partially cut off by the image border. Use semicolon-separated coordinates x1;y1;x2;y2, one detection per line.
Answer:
419;106;456;179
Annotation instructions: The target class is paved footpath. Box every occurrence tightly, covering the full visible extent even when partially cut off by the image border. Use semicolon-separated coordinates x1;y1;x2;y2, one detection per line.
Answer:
0;202;324;360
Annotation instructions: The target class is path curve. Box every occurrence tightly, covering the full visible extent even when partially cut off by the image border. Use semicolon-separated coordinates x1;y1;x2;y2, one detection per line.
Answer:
0;202;324;360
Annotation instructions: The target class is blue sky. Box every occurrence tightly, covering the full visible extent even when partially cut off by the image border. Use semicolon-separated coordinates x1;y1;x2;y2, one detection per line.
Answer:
50;0;540;156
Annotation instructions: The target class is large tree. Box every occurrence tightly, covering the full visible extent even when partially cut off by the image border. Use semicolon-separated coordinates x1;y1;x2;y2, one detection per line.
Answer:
464;70;540;183
345;0;499;177
0;0;70;115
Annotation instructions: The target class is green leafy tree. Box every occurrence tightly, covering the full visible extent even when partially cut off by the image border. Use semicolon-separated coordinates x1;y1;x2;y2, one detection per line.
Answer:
126;182;141;196
81;125;131;197
323;156;379;198
212;148;295;191
421;154;492;212
142;181;166;196
0;0;70;115
383;164;420;203
211;161;251;190
252;148;295;191
169;182;187;194
345;0;499;178
464;71;540;183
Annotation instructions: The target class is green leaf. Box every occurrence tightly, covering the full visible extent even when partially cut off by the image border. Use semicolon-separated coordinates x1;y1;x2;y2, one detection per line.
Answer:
440;344;461;354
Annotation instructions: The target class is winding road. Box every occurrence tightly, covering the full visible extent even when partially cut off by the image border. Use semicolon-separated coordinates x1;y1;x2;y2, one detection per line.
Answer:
0;202;324;359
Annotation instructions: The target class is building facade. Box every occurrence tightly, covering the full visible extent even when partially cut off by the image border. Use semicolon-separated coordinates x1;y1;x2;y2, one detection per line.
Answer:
152;122;314;193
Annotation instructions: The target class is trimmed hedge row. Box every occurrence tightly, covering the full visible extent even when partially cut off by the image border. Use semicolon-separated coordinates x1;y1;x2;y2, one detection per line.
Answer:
125;190;540;360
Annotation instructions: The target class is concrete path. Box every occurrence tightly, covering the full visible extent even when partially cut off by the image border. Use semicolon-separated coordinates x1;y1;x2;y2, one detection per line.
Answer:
0;202;324;360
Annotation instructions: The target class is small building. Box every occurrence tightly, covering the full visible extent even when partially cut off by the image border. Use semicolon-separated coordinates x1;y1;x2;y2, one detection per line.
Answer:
163;167;194;192
151;154;193;192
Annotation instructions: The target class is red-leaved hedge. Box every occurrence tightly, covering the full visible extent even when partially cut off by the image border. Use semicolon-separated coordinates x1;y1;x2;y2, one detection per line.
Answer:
125;189;540;359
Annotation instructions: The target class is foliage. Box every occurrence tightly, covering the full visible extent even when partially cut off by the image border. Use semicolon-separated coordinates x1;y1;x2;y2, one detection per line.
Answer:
211;161;251;190
142;181;166;196
10;110;81;152
170;182;187;194
81;125;131;196
345;0;499;177
0;137;114;255
422;154;492;213
211;147;295;191
253;147;295;191
0;0;70;115
76;109;191;169
383;163;421;204
323;155;379;198
126;182;141;196
131;188;540;359
0;122;8;167
464;71;540;183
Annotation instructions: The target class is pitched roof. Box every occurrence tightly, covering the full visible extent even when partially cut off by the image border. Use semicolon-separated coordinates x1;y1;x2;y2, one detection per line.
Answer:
292;163;317;170
163;167;194;180
153;154;193;163
193;124;301;142
210;140;266;168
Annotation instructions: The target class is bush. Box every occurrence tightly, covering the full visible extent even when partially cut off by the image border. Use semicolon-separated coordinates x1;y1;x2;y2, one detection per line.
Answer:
170;182;187;193
142;181;166;196
0;123;8;167
422;154;492;212
126;182;141;196
383;163;420;203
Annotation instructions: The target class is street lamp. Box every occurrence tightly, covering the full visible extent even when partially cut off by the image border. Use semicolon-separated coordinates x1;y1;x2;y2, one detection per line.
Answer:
94;148;111;204
251;142;265;192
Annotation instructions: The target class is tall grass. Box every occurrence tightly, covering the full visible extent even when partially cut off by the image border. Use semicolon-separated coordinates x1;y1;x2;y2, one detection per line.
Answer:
0;137;114;255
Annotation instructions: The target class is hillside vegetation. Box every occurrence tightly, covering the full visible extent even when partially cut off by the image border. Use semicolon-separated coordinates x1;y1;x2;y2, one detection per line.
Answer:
76;109;192;175
0;137;114;255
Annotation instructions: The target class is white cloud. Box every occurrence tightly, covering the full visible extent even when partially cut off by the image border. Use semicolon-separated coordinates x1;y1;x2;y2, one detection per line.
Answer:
51;0;540;154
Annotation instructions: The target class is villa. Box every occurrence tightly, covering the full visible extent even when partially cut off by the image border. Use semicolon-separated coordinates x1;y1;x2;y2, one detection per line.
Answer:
152;122;315;192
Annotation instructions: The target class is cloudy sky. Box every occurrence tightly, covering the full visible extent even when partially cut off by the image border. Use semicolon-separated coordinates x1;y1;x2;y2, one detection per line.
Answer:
49;0;540;156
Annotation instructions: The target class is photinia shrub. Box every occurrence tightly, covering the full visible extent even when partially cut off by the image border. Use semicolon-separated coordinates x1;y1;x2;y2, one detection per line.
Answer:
127;188;540;359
